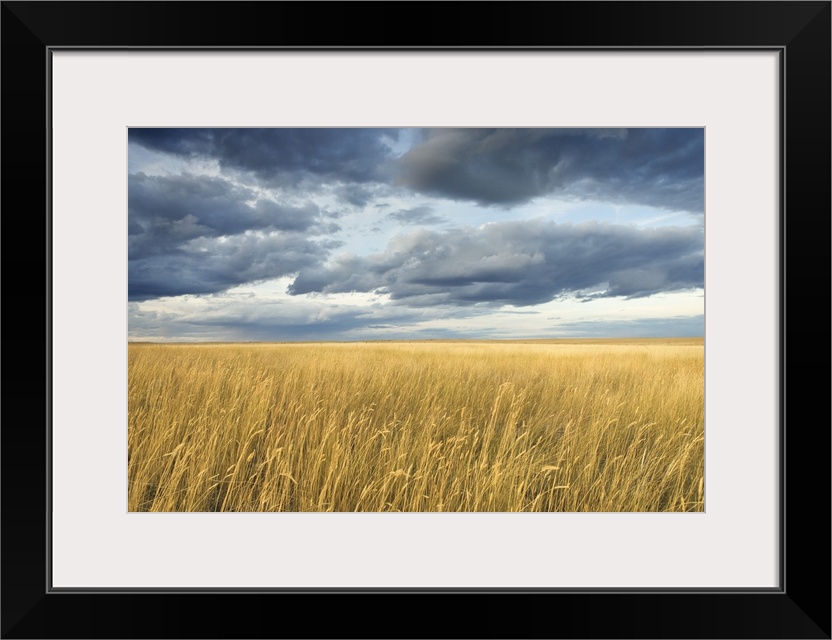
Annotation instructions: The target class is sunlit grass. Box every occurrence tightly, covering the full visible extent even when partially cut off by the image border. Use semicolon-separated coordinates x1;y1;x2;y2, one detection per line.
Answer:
128;339;703;512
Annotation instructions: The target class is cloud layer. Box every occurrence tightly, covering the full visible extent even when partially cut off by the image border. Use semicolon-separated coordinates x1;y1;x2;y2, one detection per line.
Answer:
129;128;396;186
131;127;704;212
128;172;336;300
290;220;703;306
128;128;704;340
397;128;704;212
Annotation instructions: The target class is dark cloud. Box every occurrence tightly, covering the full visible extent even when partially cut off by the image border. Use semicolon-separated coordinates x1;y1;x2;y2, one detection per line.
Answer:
396;128;704;212
129;128;396;186
289;220;703;306
130;127;703;212
387;206;447;226
128;172;333;300
129;172;325;252
129;231;330;301
331;184;380;208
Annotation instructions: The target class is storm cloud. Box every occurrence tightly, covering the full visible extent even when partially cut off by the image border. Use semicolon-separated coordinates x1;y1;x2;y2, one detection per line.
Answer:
129;128;397;186
130;231;333;301
396;128;704;212
128;172;335;300
130;128;703;214
289;220;703;307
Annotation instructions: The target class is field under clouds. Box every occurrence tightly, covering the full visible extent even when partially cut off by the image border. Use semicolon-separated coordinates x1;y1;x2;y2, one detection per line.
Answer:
128;128;704;512
128;128;703;341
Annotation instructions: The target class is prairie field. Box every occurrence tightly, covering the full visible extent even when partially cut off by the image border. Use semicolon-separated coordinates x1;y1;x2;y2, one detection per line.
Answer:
128;339;704;512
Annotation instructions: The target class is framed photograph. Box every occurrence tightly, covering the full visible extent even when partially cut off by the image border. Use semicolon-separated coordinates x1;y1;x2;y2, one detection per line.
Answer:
124;124;707;516
3;2;829;638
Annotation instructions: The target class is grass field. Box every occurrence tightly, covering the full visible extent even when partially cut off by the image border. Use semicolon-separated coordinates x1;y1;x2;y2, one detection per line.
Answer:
128;339;704;512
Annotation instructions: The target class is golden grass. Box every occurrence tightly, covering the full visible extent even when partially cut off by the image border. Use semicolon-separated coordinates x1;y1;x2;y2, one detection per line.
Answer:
128;339;703;512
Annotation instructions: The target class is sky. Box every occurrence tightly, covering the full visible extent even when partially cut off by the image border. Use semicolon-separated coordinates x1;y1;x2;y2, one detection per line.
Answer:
128;128;704;342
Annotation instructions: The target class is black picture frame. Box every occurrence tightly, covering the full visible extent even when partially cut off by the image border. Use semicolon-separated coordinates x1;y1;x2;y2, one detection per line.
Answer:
2;2;829;638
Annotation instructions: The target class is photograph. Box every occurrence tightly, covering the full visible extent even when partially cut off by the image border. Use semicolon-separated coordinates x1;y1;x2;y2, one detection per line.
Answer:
128;127;705;513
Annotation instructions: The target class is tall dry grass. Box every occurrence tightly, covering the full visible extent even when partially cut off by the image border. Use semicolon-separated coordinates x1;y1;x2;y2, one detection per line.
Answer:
128;339;703;512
